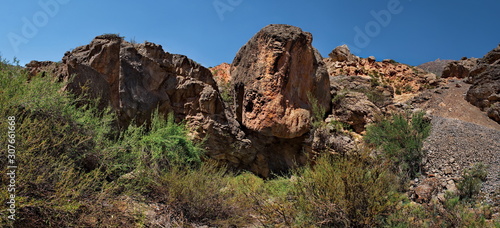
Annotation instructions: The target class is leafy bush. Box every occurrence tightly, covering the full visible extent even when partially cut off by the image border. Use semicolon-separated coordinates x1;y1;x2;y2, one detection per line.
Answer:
219;81;233;104
0;58;111;226
365;111;431;180
292;152;401;227
157;162;234;224
96;33;124;40
457;163;488;200
308;93;327;130
140;112;203;171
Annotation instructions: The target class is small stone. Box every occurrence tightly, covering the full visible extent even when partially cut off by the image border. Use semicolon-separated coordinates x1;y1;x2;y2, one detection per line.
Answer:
444;166;453;175
437;193;446;203
446;182;458;193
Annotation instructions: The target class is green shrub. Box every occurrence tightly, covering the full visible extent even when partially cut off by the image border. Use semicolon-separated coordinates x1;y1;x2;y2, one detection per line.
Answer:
0;59;110;226
308;93;327;130
140;112;203;171
96;33;124;40
365;111;431;180
292;152;401;227
457;163;488;200
219;81;233;103
157;162;234;224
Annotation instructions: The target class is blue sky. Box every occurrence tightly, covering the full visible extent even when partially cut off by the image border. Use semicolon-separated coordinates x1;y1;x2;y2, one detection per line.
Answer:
1;0;499;67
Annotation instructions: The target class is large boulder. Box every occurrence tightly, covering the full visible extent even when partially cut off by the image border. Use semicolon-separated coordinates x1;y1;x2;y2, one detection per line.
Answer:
332;91;381;134
466;44;500;123
328;44;358;62
441;58;479;78
417;59;454;77
29;35;226;127
230;24;331;139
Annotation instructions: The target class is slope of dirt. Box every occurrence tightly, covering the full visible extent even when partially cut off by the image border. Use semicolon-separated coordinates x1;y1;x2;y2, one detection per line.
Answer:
420;79;500;131
418;79;500;204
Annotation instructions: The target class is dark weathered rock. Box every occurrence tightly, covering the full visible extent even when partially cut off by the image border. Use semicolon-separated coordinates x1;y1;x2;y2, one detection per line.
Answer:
230;24;331;139
413;178;440;203
56;37;224;127
25;61;66;80
441;58;478;78
26;35;248;173
487;101;500;122
466;44;500;123
332;91;381;134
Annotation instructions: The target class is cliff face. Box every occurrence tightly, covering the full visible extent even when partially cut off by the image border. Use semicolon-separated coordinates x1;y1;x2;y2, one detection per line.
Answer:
466;44;500;123
26;35;248;174
28;35;224;126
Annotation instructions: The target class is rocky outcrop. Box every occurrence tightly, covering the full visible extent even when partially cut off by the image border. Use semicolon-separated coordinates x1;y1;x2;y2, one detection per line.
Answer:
418;59;454;77
332;91;381;134
329;75;389;133
26;25;338;178
230;24;331;139
324;45;443;97
26;60;65;80
61;35;225;126
210;63;231;86
26;35;250;174
441;58;479;78
466;44;500;123
328;44;358;62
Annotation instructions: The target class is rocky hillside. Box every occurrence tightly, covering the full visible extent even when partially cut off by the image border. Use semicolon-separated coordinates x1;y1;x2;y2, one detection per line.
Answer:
9;24;500;227
324;45;442;99
27;27;500;179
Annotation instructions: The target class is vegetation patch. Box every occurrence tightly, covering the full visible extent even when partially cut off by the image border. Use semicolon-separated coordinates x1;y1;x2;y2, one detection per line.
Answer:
365;111;431;180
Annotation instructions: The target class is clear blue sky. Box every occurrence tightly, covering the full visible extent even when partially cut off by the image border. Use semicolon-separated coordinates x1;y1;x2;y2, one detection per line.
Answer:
1;0;499;67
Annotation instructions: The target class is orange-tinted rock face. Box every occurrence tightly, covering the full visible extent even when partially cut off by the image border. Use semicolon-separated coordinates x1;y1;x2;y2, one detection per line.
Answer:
231;24;331;139
210;62;231;85
325;57;429;94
